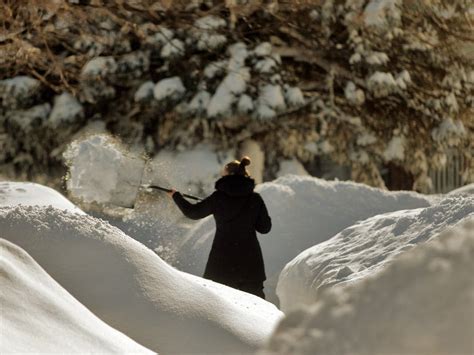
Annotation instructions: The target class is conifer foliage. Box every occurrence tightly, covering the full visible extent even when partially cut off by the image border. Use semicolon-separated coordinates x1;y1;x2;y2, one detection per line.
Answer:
1;0;472;190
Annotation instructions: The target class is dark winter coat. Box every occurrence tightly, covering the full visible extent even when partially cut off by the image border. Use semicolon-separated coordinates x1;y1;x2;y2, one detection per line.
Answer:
172;175;272;285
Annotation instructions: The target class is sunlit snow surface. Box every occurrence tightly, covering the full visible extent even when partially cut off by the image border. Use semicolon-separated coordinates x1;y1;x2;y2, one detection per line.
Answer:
0;239;152;353
277;195;474;311
261;218;474;355
0;188;282;354
0;181;84;214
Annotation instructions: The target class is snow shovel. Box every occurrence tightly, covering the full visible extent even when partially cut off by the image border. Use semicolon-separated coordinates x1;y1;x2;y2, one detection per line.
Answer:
144;185;203;201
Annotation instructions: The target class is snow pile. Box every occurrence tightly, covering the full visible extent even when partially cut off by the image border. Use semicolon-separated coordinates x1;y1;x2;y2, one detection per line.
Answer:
0;181;84;214
261;218;474;355
0;239;152;354
63;134;145;207
174;175;431;304
0;197;282;354
277;195;474;311
449;183;474;196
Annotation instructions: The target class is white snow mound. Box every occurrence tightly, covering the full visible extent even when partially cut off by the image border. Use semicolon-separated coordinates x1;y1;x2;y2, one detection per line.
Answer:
0;239;152;354
0;203;282;354
0;181;84;214
277;195;474;311
261;218;474;355
174;175;431;304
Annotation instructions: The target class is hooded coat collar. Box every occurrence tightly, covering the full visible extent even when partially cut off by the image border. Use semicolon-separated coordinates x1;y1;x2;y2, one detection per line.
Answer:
215;175;255;197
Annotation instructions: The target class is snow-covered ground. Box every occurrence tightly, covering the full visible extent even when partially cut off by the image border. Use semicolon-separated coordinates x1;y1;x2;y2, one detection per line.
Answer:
277;195;474;312
0;184;282;354
0;239;152;354
174;175;431;304
261;218;474;355
1;177;472;353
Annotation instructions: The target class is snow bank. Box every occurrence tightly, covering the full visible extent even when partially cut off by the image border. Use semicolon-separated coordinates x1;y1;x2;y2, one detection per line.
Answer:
449;183;474;196
261;218;474;355
174;175;431;304
0;181;84;214
277;196;474;311
0;239;152;354
0;203;282;354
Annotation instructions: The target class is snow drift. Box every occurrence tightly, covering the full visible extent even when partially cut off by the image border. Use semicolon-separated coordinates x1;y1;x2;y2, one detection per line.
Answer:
175;175;431;304
277;195;474;311
0;181;84;214
0;196;282;354
261;218;474;355
0;238;152;354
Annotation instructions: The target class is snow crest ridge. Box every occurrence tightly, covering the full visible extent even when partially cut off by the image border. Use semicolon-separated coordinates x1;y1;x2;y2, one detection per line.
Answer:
262;218;474;355
277;195;474;311
0;204;282;354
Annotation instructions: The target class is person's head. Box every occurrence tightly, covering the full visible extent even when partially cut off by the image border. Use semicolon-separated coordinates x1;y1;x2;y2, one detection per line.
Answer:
222;156;251;177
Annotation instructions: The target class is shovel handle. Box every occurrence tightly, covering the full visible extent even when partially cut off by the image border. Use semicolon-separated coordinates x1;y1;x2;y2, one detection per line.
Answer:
147;185;203;201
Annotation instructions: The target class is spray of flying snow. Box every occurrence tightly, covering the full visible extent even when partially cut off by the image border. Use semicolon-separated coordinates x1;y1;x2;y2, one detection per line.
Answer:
63;134;145;207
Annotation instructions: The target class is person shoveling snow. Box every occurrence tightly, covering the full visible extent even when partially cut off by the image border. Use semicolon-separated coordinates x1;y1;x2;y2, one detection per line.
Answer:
64;136;272;298
168;156;272;298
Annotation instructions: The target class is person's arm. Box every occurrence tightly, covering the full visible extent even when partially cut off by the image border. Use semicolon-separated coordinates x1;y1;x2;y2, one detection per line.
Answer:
172;191;215;220
255;195;272;234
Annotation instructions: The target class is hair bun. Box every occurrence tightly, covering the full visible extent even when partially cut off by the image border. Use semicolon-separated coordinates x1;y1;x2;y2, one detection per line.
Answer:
240;156;251;167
